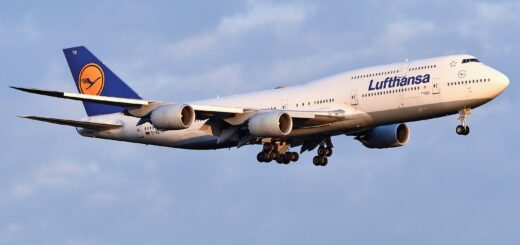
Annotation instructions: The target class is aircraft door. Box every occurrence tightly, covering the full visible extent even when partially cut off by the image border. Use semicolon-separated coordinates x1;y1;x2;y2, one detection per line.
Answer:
432;78;441;94
350;89;359;105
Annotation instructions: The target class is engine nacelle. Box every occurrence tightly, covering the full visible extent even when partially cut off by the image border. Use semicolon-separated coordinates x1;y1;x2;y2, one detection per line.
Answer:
248;111;293;137
150;104;195;130
357;123;410;149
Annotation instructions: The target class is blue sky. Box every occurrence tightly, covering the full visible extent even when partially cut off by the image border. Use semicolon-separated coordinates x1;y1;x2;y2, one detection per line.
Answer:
1;0;519;244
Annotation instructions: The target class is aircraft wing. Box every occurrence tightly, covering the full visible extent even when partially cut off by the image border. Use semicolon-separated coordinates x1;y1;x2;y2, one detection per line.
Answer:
19;115;122;130
11;86;149;107
10;86;246;118
12;86;350;126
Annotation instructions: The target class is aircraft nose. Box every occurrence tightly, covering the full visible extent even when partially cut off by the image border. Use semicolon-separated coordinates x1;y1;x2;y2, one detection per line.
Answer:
497;72;510;92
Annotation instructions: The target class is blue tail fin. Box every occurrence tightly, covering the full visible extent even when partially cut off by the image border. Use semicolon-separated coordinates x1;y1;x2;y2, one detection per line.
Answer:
63;46;142;116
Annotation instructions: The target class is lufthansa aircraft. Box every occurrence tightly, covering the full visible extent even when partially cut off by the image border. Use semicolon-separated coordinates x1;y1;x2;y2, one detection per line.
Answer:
12;46;509;166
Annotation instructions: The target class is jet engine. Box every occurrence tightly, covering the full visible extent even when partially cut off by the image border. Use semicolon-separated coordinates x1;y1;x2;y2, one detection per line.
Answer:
248;111;293;137
150;104;195;130
356;123;410;149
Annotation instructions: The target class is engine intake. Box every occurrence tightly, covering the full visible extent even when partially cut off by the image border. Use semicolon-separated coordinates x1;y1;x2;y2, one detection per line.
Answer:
357;123;410;149
150;104;195;130
248;111;293;137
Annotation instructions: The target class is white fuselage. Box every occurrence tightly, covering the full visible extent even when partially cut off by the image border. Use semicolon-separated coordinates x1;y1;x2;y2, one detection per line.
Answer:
79;54;509;149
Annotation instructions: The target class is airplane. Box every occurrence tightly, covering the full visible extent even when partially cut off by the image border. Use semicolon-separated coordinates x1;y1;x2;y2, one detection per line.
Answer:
12;46;509;166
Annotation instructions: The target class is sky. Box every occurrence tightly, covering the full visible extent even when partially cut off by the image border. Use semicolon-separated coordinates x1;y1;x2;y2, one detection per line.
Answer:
1;0;519;244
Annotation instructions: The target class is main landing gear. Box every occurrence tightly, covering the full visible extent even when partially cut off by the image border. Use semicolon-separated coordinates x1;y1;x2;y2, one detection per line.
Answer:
256;138;334;166
256;143;299;164
456;108;471;136
313;145;333;167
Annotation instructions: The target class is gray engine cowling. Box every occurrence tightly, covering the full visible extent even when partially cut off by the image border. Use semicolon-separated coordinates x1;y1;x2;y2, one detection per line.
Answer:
248;111;293;137
357;123;410;149
150;104;195;130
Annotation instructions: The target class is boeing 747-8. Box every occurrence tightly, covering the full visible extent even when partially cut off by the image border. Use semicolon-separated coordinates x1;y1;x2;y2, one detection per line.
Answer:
12;46;509;166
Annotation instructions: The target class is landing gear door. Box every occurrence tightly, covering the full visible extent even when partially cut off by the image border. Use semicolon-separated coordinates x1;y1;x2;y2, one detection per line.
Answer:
432;78;440;94
350;89;359;105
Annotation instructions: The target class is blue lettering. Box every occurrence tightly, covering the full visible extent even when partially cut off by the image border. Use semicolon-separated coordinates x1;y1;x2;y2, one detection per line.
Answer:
400;77;407;86
368;80;375;91
423;74;431;83
367;73;431;91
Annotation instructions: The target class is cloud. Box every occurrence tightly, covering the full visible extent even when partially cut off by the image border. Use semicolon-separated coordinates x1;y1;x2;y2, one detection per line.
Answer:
136;64;245;100
9;162;99;199
131;181;172;215
86;191;118;205
0;223;23;243
381;20;436;45
165;1;312;59
457;1;520;54
217;1;308;35
0;15;41;44
474;1;520;24
267;51;353;83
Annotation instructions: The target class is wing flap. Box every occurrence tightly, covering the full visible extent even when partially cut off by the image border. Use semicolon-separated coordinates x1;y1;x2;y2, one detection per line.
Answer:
19;115;122;130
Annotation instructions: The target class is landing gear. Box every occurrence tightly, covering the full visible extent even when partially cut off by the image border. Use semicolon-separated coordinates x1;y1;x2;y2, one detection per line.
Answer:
313;139;333;167
456;108;471;136
456;125;470;135
257;143;299;165
256;138;334;166
313;156;328;166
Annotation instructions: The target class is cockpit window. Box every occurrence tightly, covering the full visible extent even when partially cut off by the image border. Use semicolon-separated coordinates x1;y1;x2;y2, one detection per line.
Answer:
462;58;480;64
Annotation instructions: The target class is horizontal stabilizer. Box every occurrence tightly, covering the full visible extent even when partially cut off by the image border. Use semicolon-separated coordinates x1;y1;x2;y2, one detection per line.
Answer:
19;115;122;130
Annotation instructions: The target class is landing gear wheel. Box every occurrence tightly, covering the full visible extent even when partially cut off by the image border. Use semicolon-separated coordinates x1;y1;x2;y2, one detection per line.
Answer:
321;157;328;166
313;156;321;166
257;152;264;162
325;147;333;157
276;154;284;164
456;125;470;136
456;125;465;135
289;152;299;162
317;146;326;156
283;153;291;164
269;151;279;160
313;156;328;166
263;144;275;152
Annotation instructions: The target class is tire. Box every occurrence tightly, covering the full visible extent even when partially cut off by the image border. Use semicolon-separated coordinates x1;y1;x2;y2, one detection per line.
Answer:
263;144;271;151
276;154;284;164
313;156;321;166
317;147;326;156
456;125;465;135
270;151;278;160
322;157;328;166
257;152;264;162
283;154;291;164
464;126;470;135
325;147;333;157
262;152;271;162
290;152;299;162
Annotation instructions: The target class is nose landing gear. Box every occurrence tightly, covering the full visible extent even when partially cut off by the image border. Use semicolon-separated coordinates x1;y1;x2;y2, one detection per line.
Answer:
456;108;471;136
